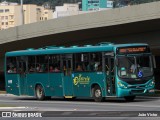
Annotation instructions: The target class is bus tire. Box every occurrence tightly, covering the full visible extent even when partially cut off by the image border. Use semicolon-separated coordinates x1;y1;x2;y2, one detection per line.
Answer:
35;85;45;100
93;85;104;102
124;96;136;102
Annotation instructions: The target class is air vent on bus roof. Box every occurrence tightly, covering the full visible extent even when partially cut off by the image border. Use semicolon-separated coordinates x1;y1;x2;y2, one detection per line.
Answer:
27;48;34;50
38;48;44;50
59;46;65;49
97;42;113;46
70;45;78;48
44;45;58;49
84;45;92;47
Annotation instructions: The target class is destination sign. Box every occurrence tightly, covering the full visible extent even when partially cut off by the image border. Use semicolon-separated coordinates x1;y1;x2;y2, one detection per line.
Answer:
117;46;150;54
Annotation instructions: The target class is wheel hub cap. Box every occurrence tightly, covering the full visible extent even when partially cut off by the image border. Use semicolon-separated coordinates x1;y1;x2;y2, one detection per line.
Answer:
95;89;101;97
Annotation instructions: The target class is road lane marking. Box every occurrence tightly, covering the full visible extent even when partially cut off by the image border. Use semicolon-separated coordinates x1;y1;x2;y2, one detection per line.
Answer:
0;99;160;109
0;107;26;109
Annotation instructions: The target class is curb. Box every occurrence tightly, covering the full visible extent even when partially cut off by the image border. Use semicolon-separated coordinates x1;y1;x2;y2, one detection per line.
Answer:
0;90;160;96
0;91;6;94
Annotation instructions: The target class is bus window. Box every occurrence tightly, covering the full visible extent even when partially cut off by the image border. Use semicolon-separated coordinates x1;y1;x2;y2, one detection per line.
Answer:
36;55;48;73
76;64;83;71
28;56;36;73
73;53;89;72
6;57;17;74
90;52;102;71
17;56;27;73
62;54;72;76
49;55;60;72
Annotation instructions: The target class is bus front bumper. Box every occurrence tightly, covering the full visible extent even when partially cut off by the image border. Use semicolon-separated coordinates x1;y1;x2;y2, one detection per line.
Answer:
117;87;155;97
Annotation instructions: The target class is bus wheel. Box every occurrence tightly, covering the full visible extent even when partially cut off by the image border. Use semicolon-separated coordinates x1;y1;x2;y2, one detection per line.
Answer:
93;85;104;102
124;96;136;102
35;85;45;100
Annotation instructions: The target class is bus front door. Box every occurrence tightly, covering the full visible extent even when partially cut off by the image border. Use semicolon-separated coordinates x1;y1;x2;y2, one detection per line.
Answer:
105;56;116;96
62;57;73;98
17;57;28;95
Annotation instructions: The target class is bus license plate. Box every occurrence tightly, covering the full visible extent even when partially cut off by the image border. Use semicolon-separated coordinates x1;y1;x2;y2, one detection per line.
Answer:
149;89;154;93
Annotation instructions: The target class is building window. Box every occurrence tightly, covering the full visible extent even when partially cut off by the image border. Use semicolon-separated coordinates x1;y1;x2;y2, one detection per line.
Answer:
5;9;9;12
6;22;8;25
45;17;47;20
36;8;41;11
2;22;4;25
1;16;4;20
9;15;14;19
45;12;48;14
5;16;8;20
0;9;3;13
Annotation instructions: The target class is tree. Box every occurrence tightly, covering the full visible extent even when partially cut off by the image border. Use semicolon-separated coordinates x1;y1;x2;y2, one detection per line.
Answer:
4;0;82;6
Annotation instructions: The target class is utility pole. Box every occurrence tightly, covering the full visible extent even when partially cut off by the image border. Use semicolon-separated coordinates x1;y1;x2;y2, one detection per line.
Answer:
20;0;24;25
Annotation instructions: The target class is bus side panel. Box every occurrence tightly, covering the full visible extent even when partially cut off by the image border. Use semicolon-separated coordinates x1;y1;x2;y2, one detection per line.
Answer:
73;72;106;97
27;73;50;96
89;72;106;97
49;73;63;97
5;74;20;95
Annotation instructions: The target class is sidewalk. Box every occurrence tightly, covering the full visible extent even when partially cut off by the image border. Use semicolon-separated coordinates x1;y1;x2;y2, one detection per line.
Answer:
0;91;6;94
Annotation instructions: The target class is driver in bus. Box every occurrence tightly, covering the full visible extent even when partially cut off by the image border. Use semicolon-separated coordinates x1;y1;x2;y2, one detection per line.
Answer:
130;63;140;73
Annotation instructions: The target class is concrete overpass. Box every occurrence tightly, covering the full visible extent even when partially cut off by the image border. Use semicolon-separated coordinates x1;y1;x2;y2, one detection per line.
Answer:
1;1;160;52
0;1;160;89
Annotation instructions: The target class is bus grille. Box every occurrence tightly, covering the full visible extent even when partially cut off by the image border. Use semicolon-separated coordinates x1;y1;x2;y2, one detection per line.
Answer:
131;89;144;94
128;85;146;88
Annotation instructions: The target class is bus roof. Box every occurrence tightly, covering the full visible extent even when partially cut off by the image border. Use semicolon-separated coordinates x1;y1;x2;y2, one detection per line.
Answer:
5;43;148;57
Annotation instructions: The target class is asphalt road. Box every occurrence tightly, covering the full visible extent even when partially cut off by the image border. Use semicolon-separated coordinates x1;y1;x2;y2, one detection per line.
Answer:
0;94;159;120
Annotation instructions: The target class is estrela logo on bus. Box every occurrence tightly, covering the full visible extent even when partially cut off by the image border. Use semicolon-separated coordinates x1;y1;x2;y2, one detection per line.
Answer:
73;74;90;85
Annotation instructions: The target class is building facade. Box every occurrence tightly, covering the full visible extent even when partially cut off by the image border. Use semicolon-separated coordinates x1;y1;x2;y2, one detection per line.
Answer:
0;4;21;30
53;3;79;18
0;1;53;30
37;6;53;22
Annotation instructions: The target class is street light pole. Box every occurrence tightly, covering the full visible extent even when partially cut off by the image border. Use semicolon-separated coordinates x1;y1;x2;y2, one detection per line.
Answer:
20;0;24;25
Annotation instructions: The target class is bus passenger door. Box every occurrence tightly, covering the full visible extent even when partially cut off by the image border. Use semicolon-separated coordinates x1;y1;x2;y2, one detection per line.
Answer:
17;56;28;95
62;55;73;98
105;56;116;96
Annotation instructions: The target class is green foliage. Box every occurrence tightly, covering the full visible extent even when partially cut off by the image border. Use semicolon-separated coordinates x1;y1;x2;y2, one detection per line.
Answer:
3;0;160;9
3;0;82;9
129;0;159;5
113;0;160;7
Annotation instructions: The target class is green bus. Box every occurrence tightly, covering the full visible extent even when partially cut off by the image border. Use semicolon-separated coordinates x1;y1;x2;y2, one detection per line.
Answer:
5;43;155;102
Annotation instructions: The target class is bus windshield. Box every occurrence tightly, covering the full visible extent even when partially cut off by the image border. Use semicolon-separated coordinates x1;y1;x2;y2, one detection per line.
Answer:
117;55;153;79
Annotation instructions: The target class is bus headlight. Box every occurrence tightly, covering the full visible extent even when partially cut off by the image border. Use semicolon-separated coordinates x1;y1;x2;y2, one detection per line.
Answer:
118;82;127;89
148;80;155;87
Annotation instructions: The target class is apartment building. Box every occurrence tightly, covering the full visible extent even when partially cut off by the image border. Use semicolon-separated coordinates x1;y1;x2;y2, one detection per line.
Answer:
23;5;37;24
37;6;53;22
53;3;79;18
0;4;21;30
0;1;53;30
